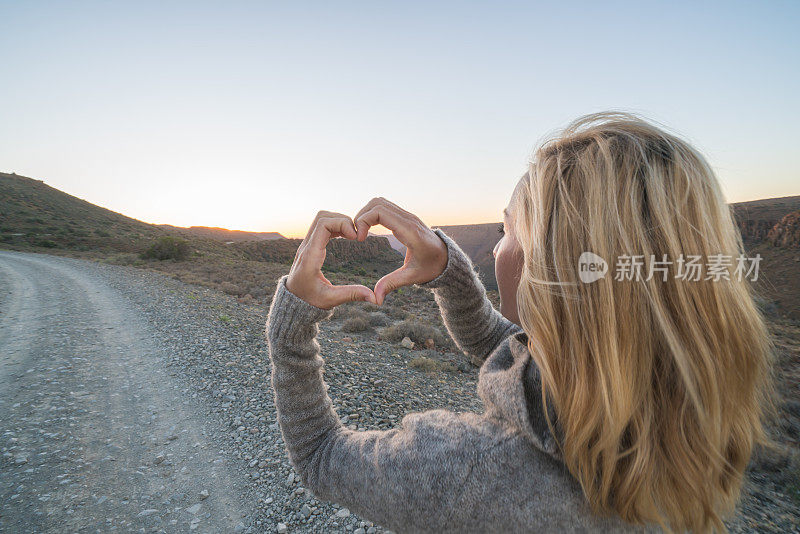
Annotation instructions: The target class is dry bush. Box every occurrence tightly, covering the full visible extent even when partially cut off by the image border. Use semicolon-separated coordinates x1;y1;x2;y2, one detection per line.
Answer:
380;319;447;346
382;305;409;320
220;281;241;296
332;303;358;321
368;312;390;327
142;236;190;261
342;316;370;333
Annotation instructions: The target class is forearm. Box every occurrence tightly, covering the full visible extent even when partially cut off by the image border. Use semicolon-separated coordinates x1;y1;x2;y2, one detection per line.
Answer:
420;228;522;361
266;275;342;472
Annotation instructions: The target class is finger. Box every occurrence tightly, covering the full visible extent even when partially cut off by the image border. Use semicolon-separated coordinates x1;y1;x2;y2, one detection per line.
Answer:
353;197;386;227
304;210;343;240
307;216;357;251
326;284;377;307
354;197;408;241
355;205;420;246
298;217;357;269
374;266;417;306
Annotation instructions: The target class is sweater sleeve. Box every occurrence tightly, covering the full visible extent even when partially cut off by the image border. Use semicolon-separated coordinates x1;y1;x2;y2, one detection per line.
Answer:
266;275;511;533
418;228;523;363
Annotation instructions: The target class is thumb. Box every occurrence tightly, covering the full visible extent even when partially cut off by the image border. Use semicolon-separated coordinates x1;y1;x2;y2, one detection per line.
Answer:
327;284;377;307
374;267;416;306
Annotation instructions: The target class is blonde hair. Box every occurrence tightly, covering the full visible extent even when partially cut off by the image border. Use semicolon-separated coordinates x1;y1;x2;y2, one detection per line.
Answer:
510;111;778;533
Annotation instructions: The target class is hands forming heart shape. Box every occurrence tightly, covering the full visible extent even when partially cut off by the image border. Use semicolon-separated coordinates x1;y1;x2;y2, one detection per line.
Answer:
285;197;449;310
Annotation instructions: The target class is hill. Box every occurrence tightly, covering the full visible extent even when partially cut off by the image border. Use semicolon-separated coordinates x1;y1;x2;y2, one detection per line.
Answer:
0;172;404;303
0;172;172;252
434;223;503;290
158;225;285;243
733;195;800;246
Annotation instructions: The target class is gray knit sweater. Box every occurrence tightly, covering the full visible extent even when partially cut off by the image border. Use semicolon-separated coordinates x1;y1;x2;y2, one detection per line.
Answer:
266;228;659;533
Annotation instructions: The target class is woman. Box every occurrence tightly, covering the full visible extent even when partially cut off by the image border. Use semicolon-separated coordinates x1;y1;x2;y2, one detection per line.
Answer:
266;112;776;533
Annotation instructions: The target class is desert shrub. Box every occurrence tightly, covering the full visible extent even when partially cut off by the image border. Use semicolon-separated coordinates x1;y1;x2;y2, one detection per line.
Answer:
367;312;390;327
380;319;447;346
94;229;111;237
142;236;190;261
342;316;369;333
409;356;457;373
35;239;58;248
220;281;241;296
383;305;408;320
332;303;362;321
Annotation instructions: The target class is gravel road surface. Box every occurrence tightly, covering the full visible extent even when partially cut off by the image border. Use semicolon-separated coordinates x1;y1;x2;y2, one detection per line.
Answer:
0;251;249;532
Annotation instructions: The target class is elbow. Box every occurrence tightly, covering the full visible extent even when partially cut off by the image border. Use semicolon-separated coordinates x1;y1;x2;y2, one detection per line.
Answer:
287;428;343;500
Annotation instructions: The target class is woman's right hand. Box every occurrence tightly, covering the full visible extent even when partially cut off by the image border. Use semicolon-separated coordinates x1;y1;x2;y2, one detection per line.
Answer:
354;197;448;306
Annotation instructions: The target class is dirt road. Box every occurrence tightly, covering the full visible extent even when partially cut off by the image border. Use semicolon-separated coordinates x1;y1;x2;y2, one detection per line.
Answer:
0;251;250;533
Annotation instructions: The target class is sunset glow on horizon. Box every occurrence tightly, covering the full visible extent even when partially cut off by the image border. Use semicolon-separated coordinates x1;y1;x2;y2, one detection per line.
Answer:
1;2;797;238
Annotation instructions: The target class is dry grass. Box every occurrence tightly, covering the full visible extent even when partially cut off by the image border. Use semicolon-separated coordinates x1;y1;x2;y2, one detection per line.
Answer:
380;318;448;347
367;311;390;327
342;315;370;333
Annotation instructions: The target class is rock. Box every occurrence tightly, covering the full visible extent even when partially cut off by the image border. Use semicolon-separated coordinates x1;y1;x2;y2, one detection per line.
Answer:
154;454;165;465
199;489;209;500
424;338;435;349
341;337;353;343
336;508;351;518
277;522;288;533
186;503;202;514
400;337;415;349
300;504;312;518
137;509;159;517
234;522;246;533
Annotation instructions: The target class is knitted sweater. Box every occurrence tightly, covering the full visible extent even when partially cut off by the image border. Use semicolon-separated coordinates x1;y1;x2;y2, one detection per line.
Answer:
266;228;659;533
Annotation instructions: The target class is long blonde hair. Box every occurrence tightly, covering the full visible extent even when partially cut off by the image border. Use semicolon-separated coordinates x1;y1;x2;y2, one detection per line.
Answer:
510;111;778;533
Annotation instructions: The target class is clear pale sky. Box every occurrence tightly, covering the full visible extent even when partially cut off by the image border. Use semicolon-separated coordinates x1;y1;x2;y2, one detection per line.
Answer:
1;2;798;238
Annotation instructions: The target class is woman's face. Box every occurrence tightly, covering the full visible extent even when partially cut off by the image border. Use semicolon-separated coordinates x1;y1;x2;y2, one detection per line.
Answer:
493;198;524;326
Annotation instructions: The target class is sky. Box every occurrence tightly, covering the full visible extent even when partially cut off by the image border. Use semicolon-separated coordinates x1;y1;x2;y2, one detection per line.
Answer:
1;1;798;238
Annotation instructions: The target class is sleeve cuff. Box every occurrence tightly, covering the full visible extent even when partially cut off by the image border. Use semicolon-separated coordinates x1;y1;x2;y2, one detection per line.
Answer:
267;275;335;346
418;228;484;293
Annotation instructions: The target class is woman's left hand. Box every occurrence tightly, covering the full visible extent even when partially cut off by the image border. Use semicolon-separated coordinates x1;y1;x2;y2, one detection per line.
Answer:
285;211;377;310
